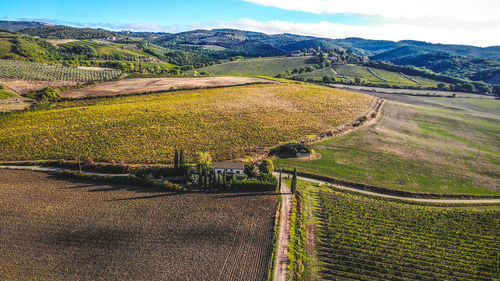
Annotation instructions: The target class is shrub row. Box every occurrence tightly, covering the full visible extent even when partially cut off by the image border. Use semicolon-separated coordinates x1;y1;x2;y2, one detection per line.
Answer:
132;166;185;178
231;177;278;191
58;170;183;192
280;169;500;199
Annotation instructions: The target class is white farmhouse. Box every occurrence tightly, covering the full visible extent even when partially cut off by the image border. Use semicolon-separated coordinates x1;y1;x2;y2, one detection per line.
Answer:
214;161;245;175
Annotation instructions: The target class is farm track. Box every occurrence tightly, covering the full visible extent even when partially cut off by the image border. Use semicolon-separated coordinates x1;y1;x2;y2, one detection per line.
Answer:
0;165;129;177
2;165;498;204
281;173;500;204
272;173;292;281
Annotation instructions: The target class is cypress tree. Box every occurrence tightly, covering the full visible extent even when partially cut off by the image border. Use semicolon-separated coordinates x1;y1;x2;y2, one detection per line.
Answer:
174;148;179;169
291;168;297;194
278;169;282;191
223;170;227;190
203;169;208;191
198;166;202;190
180;149;185;168
208;171;213;192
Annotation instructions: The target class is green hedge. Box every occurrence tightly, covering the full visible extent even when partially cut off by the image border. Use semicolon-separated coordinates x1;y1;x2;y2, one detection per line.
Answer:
232;176;278;191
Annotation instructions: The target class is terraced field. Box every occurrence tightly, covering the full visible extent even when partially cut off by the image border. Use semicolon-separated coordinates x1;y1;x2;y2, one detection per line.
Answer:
194;56;319;76
333;64;441;87
0;169;278;280
288;180;500;281
295;64;443;88
0;83;375;163
0;59;122;82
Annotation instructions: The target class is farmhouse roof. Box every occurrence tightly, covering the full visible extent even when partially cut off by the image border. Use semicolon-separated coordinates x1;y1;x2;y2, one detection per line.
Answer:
214;161;245;170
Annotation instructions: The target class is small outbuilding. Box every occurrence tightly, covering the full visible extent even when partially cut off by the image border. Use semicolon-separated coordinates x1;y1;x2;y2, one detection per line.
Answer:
214;161;245;175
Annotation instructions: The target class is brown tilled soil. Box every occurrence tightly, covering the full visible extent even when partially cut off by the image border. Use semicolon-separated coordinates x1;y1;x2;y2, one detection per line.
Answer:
0;78;77;94
60;77;273;98
0;170;278;281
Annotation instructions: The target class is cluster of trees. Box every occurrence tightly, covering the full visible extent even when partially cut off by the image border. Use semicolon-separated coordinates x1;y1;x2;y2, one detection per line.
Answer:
20;26;114;39
366;61;493;93
25;87;61;103
172;150;279;192
192;155;278;192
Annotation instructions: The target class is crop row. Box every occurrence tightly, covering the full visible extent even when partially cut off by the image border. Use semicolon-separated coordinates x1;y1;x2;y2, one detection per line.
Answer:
0;59;122;82
313;191;499;280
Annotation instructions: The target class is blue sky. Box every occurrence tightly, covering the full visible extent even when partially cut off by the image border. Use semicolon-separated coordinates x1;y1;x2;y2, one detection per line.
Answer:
1;0;373;30
1;0;499;46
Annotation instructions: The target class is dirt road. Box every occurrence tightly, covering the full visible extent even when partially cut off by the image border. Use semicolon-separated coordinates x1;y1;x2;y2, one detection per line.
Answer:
0;165;129;177
273;172;291;281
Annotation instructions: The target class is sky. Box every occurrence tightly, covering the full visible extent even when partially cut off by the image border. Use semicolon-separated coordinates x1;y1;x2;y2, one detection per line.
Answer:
1;0;499;47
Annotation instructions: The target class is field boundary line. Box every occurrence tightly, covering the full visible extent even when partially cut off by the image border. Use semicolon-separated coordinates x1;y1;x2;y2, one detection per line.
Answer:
280;173;500;204
0;165;129;177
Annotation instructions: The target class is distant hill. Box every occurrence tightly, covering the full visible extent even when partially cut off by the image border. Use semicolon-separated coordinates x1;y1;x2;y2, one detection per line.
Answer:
333;38;500;83
151;29;346;58
0;20;52;31
371;46;428;61
20;26;116;39
333;37;500;61
388;52;500;81
193;56;320;76
0;21;499;87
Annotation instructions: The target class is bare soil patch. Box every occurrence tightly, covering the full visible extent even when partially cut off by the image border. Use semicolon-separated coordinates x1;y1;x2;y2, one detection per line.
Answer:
0;78;77;94
0;95;31;111
0;169;278;280
61;76;273;98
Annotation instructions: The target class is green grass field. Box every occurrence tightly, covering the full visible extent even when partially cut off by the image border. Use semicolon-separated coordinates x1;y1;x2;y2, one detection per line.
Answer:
194;56;319;76
0;41;13;58
276;98;500;195
288;180;500;280
0;83;375;163
0;88;16;99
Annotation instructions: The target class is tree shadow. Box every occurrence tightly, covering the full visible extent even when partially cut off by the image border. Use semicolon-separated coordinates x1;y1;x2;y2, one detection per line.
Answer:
216;191;279;198
47;172;172;196
106;193;180;202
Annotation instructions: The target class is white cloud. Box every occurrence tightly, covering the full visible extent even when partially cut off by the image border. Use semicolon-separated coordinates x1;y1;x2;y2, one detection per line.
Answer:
196;18;500;47
243;0;499;22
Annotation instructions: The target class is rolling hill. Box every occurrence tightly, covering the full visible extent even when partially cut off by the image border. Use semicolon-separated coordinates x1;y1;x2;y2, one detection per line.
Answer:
0;20;51;31
333;37;500;60
194;56;320;76
19;25;116;39
295;64;443;88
